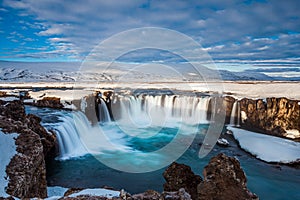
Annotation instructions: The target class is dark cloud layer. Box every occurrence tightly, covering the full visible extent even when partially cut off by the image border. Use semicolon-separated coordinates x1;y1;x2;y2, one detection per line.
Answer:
0;0;300;65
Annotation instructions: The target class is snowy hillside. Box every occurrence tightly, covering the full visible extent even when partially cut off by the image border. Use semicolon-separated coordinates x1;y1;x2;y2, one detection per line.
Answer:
0;61;299;82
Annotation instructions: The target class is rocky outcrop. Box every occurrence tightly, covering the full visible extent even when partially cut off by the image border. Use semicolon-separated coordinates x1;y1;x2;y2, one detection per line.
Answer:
34;96;64;109
162;154;257;200
5;130;47;198
163;162;202;200
239;97;300;139
197;153;258;200
132;188;192;200
0;100;56;198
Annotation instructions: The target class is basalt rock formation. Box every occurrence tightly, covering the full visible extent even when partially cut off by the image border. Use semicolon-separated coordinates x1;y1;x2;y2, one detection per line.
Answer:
34;96;64;109
197;153;258;200
0;100;56;198
238;97;300;139
163;154;257;200
163;162;202;200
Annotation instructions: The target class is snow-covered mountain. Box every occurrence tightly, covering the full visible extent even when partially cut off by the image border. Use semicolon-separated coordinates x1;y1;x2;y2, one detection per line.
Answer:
0;61;299;82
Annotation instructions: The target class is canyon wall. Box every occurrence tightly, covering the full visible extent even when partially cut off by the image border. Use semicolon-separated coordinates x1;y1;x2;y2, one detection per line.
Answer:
224;96;300;140
0;100;56;198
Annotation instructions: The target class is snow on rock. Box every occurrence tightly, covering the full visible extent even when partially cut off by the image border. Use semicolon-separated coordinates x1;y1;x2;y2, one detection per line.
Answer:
68;188;120;198
284;129;300;139
0;96;19;101
44;186;68;200
0;130;18;197
228;126;300;163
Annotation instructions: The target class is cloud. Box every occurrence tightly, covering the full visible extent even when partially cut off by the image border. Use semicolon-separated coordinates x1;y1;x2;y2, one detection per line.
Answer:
37;25;64;36
1;0;300;63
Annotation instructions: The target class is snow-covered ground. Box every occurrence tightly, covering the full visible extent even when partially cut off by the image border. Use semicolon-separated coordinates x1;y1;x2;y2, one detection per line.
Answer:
228;126;300;163
68;188;120;198
1;81;300;100
0;130;18;197
44;187;120;200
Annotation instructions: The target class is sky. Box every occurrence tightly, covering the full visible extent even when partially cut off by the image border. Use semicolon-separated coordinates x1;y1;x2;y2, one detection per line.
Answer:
0;0;300;68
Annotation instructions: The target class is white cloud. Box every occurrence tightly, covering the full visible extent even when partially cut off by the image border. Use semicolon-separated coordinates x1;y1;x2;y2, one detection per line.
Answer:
2;0;300;62
37;26;63;36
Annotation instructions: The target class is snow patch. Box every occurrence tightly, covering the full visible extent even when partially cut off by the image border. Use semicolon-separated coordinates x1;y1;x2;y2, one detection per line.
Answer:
0;130;18;197
228;126;300;163
0;96;19;101
241;111;247;123
46;186;68;199
68;188;120;198
284;129;300;139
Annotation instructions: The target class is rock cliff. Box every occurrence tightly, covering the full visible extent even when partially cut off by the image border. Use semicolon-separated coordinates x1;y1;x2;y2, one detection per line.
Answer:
238;97;300;139
0;100;56;198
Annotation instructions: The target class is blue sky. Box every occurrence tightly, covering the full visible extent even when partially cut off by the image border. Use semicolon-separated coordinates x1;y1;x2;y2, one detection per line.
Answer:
0;0;300;67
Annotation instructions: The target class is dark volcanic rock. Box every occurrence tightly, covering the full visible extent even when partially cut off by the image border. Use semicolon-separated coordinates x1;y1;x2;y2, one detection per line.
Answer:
197;153;258;200
239;97;300;139
163;162;202;200
131;190;161;200
131;188;192;200
0;100;57;198
35;96;64;109
5;130;47;198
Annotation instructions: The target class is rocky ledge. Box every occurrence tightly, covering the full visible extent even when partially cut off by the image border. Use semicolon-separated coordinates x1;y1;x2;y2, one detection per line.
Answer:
223;96;300;140
29;96;64;109
0;100;56;198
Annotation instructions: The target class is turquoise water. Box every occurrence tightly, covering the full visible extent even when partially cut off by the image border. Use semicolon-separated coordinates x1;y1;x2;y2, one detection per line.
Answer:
26;106;300;200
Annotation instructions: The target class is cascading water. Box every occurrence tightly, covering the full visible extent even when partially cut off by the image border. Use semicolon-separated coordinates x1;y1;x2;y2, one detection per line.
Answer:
229;100;240;127
237;101;241;127
114;95;210;127
230;101;237;126
54;111;129;160
98;98;111;123
54;94;211;160
54;113;88;160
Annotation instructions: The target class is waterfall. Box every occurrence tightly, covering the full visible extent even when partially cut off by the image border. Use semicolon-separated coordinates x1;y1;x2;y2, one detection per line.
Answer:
54;114;88;160
230;101;237;125
114;95;210;126
237;101;241;127
98;98;111;123
230;100;240;126
54;111;129;160
54;94;211;160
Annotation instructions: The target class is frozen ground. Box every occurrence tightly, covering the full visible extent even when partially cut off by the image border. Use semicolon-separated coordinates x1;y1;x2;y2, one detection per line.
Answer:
0;130;18;197
1;61;300;99
228;126;300;163
44;187;120;200
1;81;300;100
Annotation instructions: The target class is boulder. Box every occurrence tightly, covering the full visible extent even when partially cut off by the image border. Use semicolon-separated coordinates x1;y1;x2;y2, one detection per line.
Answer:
35;97;64;109
197;153;258;200
163;162;202;200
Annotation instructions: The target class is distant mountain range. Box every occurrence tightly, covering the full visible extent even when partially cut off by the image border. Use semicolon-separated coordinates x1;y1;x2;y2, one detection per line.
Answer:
0;61;299;82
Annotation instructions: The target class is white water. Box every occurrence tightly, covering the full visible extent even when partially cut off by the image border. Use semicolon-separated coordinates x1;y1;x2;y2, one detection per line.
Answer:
54;95;211;160
230;100;240;126
98;98;111;123
54;114;88;160
115;95;210;128
237;101;240;127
